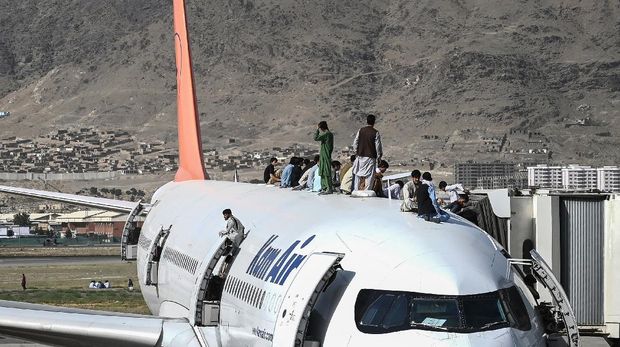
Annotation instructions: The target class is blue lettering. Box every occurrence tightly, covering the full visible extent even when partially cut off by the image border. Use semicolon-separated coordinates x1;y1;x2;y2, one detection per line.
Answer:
275;253;297;284
250;248;271;277
246;234;316;285
246;235;278;274
265;241;299;283
277;254;306;285
258;248;280;279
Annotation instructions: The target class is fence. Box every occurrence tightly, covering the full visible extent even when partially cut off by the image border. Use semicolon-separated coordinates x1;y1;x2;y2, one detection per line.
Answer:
0;235;120;247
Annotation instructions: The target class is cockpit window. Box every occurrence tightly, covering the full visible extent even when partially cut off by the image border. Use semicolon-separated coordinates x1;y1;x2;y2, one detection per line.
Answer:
355;287;531;334
411;298;460;328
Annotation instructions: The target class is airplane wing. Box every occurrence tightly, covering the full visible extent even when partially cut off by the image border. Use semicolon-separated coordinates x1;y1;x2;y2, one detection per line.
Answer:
0;185;137;213
0;300;199;347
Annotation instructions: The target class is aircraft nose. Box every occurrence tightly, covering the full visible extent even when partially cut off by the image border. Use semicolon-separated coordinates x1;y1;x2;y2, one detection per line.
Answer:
450;329;518;347
428;329;519;347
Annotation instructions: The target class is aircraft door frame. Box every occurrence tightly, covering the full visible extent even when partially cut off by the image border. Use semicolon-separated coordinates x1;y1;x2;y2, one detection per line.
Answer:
272;252;344;347
144;225;172;287
190;237;230;326
529;250;580;347
120;200;144;261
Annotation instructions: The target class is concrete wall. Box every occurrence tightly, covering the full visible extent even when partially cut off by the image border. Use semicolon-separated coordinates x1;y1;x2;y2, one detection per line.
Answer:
509;196;534;258
533;194;561;279
0;172;120;181
532;193;561;304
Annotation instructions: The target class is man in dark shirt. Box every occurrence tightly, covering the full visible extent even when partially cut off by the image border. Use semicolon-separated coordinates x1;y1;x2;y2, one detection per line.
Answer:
263;157;278;184
290;157;303;187
416;172;450;223
352;114;383;191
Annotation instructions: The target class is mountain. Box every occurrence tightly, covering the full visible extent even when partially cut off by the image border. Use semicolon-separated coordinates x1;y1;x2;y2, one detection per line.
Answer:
0;0;618;168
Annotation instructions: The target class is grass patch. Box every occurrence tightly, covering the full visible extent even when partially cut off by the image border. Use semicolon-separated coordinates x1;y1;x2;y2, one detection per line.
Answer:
0;289;150;314
0;262;149;314
0;246;118;257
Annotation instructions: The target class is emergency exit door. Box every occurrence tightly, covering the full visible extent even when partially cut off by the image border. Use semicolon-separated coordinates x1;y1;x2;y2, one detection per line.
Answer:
272;252;343;347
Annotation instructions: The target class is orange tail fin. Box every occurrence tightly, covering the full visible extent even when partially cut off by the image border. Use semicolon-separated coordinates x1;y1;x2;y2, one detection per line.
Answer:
173;0;207;181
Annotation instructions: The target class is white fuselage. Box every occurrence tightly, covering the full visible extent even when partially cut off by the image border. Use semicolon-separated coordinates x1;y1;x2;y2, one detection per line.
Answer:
136;180;546;346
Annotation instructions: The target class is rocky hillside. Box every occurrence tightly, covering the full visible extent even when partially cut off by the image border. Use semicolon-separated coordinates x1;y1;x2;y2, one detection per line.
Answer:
0;0;618;167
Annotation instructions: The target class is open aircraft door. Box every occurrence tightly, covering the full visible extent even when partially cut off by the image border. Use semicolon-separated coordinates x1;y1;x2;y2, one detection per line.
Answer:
529;250;580;347
273;252;343;347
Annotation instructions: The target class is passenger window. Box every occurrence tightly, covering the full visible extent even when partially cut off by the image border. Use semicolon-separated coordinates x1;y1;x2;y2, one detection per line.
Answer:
242;282;248;301
259;290;266;309
234;279;241;297
253;288;259;306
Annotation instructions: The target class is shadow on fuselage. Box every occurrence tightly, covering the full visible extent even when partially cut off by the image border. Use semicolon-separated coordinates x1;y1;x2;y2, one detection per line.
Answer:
305;270;356;343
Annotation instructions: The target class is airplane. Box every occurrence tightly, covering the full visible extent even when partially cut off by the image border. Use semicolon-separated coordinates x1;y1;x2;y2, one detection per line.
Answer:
0;0;580;346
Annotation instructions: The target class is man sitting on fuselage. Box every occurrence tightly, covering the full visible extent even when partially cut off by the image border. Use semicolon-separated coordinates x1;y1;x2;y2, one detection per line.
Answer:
416;172;450;223
219;208;245;247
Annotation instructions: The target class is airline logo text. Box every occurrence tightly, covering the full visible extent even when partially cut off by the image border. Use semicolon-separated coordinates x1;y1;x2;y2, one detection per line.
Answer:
246;234;315;285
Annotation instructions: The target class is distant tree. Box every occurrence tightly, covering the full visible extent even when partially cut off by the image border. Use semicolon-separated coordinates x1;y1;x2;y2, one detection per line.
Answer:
125;190;132;195
89;187;98;195
137;190;145;197
101;188;110;194
113;188;122;197
13;213;30;226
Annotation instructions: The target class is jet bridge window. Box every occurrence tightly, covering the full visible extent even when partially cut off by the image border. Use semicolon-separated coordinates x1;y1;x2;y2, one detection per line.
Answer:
355;287;531;334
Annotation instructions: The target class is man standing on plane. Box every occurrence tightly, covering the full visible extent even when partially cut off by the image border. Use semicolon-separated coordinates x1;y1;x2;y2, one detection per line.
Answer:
314;121;334;195
219;209;245;247
352;114;383;191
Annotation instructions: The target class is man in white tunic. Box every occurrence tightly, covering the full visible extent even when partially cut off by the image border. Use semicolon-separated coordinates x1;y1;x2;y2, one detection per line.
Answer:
352;114;383;191
401;170;421;212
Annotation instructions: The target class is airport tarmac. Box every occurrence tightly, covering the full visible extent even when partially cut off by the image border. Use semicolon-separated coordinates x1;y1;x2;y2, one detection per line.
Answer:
0;256;119;267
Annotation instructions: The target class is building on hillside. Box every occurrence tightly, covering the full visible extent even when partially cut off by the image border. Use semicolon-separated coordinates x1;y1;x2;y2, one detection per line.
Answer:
455;162;516;189
562;165;597;191
528;165;620;192
527;165;563;189
476;172;528;189
597;166;620;192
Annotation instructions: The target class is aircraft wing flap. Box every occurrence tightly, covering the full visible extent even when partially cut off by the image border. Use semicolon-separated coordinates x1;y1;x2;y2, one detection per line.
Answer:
0;300;187;347
0;185;137;213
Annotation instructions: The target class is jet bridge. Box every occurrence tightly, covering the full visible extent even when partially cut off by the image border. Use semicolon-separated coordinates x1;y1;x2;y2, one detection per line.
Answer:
477;189;620;339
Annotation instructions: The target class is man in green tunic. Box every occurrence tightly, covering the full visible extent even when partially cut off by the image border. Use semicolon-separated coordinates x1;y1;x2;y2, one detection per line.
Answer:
314;121;334;194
